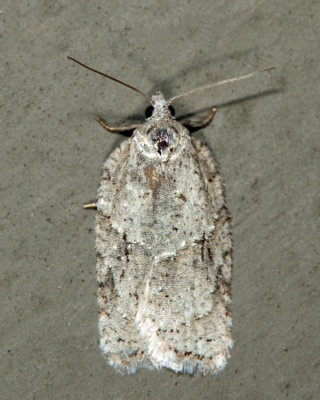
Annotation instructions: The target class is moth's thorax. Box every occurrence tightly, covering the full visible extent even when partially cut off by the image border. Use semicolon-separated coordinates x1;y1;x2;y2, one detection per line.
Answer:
133;121;189;162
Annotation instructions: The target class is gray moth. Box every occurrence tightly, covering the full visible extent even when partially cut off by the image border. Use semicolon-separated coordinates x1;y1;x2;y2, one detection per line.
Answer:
68;57;274;375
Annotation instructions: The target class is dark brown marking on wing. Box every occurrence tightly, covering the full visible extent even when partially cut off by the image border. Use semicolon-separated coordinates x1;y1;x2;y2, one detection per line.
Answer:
144;165;155;191
122;232;129;263
201;232;205;261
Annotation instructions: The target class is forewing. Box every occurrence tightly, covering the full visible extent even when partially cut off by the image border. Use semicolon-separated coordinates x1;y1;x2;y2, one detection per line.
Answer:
135;138;232;374
96;139;151;372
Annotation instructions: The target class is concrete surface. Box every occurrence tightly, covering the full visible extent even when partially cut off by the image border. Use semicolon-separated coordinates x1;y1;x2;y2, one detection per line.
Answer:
1;1;319;399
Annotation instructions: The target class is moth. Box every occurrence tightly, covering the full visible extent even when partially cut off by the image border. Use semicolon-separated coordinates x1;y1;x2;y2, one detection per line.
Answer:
68;57;274;374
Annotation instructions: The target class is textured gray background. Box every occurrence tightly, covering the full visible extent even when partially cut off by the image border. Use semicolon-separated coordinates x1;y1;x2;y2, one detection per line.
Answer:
1;1;319;399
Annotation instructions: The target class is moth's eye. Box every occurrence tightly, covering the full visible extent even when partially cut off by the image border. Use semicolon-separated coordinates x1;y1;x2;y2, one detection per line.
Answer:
145;106;154;118
168;105;175;116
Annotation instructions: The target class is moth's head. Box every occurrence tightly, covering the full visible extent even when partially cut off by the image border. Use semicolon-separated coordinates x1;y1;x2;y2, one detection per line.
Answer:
144;92;175;121
133;92;181;159
132;92;185;160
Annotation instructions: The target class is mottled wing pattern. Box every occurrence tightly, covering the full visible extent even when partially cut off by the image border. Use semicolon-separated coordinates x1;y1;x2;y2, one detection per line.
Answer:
96;131;232;374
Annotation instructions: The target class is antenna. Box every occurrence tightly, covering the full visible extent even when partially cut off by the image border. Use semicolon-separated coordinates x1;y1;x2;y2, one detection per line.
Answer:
67;56;153;104
167;67;276;105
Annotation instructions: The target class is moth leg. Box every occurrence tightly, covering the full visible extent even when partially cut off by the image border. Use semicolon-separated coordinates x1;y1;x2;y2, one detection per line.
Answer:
96;116;140;133
182;107;216;129
83;202;97;210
